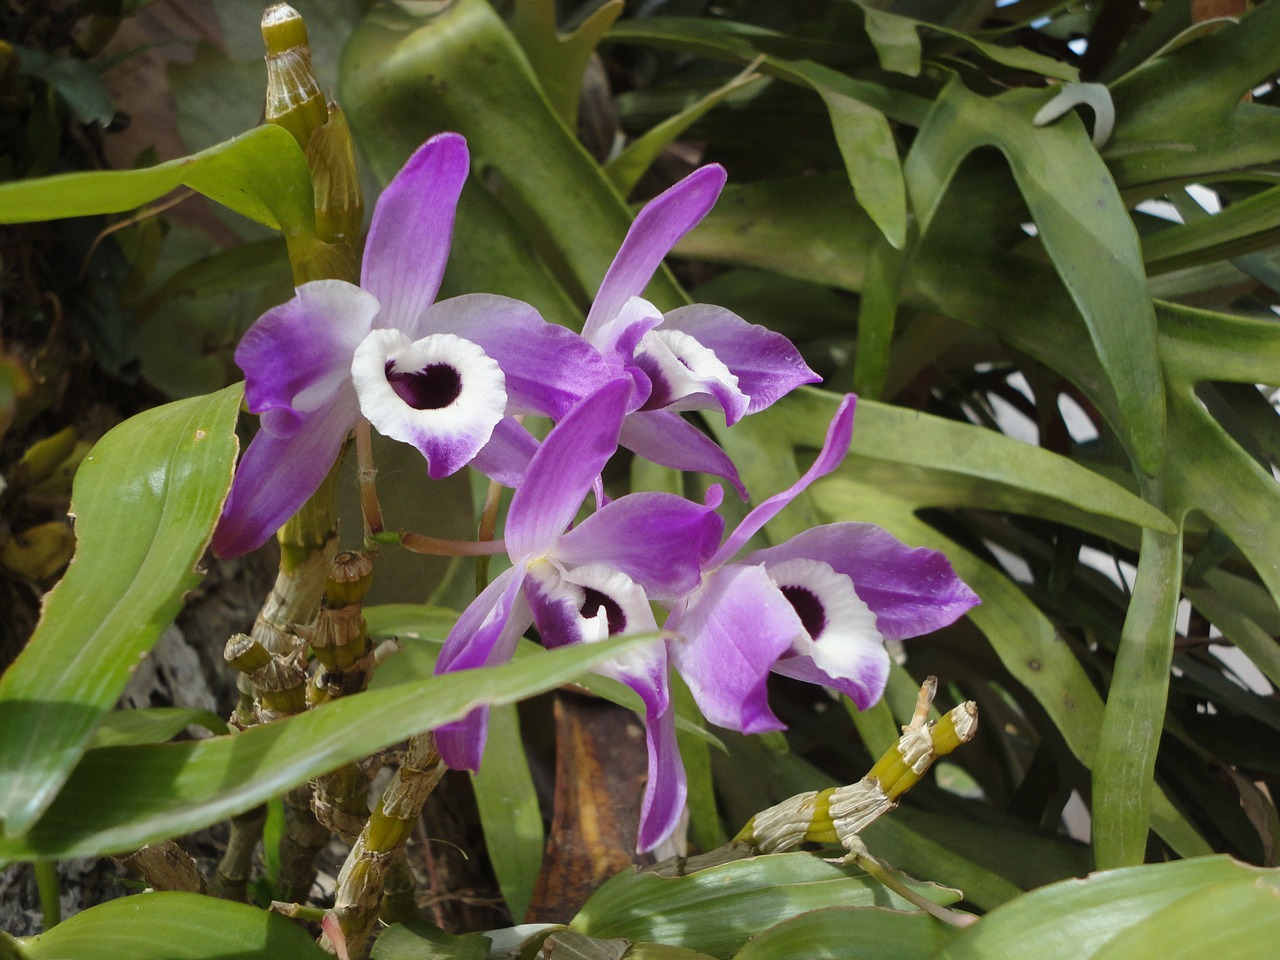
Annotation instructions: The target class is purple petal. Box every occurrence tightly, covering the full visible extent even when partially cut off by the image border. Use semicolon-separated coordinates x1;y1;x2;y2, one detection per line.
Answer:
665;565;795;733
637;697;687;854
583;166;726;344
212;388;358;558
422;293;614;418
468;417;539;489
661;304;821;416
620;410;748;500
554;491;725;600
434;564;533;771
712;394;856;565
746;523;980;640
235;280;378;437
351;329;507;478
362;133;469;335
505;379;632;558
771;645;890;711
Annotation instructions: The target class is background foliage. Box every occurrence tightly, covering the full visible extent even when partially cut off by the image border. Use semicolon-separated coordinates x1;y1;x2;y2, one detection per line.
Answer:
2;0;1280;957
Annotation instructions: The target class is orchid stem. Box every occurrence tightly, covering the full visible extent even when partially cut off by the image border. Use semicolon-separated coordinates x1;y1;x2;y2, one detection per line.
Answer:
385;530;507;557
33;860;60;929
476;475;504;594
355;420;384;548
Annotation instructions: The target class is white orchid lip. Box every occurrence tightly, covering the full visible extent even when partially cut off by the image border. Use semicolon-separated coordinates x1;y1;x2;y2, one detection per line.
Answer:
765;557;882;677
634;327;742;412
352;329;507;474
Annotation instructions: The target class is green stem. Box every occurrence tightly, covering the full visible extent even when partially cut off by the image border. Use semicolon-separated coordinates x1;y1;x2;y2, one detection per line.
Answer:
33;860;60;929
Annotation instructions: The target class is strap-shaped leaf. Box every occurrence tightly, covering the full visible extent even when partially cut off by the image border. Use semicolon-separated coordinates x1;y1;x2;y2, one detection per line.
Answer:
0;383;243;838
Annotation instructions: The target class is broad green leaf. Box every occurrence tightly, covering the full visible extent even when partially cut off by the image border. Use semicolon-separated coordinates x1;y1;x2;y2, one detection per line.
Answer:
729;906;953;960
88;707;229;749
1143;183;1280;274
371;920;491;960
677;174;877;292
473;703;543;922
859;6;923;77
0;125;313;240
934;857;1279;960
605;66;766;196
0;383;243;838
0;633;660;863
341;0;685;314
1093;520;1185;869
906;81;1164;474
18;891;327;959
1107;2;1280;189
1090;869;1280;960
511;0;623;129
729;389;1174;539
573;852;958;959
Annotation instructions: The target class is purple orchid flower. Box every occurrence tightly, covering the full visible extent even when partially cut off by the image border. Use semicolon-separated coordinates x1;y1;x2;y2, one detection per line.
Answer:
578;165;821;496
213;133;609;558
433;379;724;852
665;395;981;734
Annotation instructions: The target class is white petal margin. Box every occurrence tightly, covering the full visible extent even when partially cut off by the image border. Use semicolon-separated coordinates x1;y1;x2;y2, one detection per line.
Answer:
524;559;661;685
352;328;507;477
635;328;748;421
765;557;884;684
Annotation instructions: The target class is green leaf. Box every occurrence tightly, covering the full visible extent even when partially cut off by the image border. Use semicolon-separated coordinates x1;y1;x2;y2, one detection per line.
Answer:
1094;519;1185;869
934;857;1280;960
473;703;543;922
605;66;766;196
729;906;953;960
341;0;685;314
511;0;623;130
0;633;661;863
19;891;328;959
0;125;314;241
905;80;1164;474
0;383;243;838
573;853;958;959
371;920;491;960
88;708;229;749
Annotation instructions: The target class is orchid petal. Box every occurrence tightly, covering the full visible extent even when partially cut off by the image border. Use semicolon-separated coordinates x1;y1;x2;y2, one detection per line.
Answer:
620;410;748;500
633;327;750;424
661;303;821;416
434;564;532;771
712;394;856;565
665;564;794;734
505;379;631;558
583;165;726;342
555;491;724;600
235;280;378;438
352;329;507;479
362;132;469;335
212;387;358;558
746;523;980;640
423;293;614;418
772;644;890;712
637;697;687;854
468;417;539;489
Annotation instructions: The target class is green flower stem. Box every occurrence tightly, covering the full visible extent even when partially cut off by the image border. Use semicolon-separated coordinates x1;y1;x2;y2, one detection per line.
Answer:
379;851;419;926
277;783;332;905
322;734;445;958
34;859;60;929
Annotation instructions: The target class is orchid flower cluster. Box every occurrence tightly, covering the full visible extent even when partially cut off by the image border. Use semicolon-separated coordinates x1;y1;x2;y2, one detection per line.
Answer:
212;133;980;853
